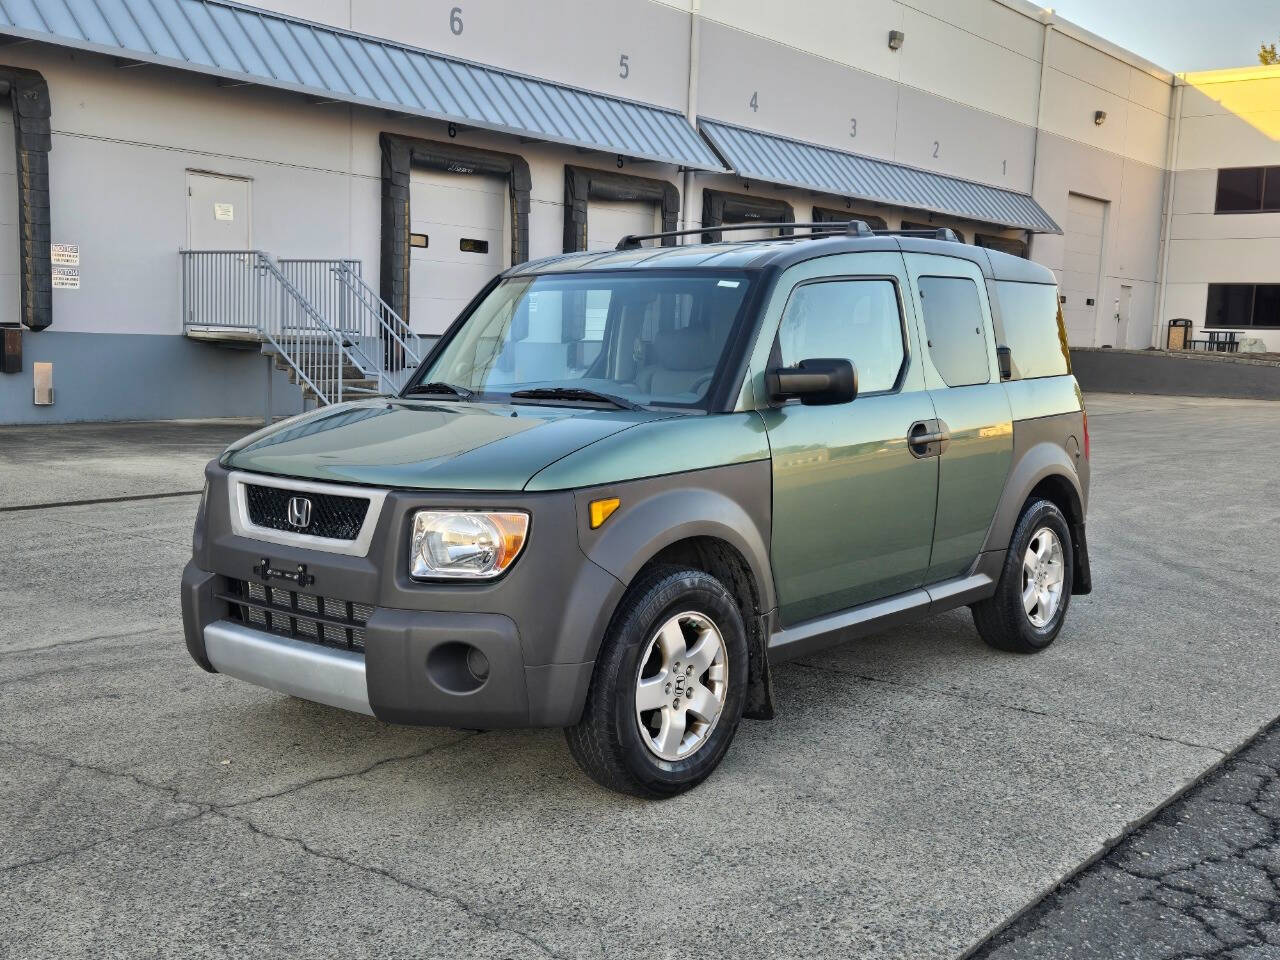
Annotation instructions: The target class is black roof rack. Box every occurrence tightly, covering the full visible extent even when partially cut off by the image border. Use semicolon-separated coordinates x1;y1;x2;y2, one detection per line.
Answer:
615;220;961;250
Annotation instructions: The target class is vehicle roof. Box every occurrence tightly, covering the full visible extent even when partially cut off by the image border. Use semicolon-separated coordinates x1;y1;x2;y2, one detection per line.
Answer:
505;235;1057;285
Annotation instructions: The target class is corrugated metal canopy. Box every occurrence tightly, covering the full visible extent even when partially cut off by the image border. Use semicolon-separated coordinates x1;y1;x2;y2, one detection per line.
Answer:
0;0;725;171
700;119;1061;234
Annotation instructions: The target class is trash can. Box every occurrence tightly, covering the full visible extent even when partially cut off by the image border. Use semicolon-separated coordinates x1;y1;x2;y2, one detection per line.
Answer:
1167;318;1191;351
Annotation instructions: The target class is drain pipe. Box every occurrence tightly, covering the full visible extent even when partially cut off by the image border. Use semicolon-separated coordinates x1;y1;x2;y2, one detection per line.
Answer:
1153;77;1185;349
1029;11;1054;262
681;0;702;232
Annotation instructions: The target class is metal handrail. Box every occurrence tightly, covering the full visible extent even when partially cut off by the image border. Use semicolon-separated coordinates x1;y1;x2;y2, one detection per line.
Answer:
180;250;346;405
279;258;425;394
332;262;425;392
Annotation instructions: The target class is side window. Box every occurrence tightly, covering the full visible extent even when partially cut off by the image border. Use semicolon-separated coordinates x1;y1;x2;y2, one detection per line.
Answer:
992;281;1071;379
917;276;991;387
778;279;905;394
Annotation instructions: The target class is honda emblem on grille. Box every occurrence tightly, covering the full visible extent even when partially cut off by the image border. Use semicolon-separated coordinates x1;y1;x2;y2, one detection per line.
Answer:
286;496;312;529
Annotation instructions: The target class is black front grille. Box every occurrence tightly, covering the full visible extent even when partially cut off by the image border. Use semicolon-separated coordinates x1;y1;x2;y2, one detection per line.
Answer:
222;578;373;654
244;483;369;540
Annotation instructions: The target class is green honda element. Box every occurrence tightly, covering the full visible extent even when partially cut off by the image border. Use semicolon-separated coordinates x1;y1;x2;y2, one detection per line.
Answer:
182;222;1091;797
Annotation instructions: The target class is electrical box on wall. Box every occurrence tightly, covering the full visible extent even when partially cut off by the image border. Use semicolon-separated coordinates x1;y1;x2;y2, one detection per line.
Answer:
1;327;20;374
33;362;53;405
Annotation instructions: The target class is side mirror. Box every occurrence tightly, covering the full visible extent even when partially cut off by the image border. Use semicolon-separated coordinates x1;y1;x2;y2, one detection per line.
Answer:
766;358;858;406
996;345;1013;381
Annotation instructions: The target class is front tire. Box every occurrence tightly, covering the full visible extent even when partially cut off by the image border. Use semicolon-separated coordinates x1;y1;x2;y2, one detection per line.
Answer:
566;565;748;797
972;499;1074;654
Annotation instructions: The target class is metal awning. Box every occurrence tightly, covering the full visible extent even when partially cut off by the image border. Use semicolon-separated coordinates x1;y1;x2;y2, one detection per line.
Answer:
0;0;725;171
700;119;1061;234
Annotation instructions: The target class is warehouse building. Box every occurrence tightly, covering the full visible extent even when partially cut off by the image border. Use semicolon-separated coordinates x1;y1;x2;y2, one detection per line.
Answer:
0;0;1273;424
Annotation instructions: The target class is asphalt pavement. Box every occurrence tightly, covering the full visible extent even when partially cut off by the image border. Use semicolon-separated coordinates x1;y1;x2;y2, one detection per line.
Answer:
1;395;1277;959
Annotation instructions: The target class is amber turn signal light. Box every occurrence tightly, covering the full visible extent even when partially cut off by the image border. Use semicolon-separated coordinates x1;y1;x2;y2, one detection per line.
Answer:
589;497;620;529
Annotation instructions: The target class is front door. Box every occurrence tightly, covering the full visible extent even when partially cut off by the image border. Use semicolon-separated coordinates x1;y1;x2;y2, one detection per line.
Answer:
761;253;939;626
187;171;251;250
901;254;1014;583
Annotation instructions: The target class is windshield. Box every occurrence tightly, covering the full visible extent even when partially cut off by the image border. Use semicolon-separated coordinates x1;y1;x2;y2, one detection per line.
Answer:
410;271;754;409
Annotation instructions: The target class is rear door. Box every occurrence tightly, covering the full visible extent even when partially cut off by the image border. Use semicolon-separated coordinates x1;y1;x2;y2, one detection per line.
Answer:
902;253;1014;583
760;252;939;626
409;168;507;335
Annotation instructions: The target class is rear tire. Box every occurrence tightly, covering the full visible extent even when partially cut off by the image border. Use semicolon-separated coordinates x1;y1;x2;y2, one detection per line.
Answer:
566;564;748;797
972;499;1073;654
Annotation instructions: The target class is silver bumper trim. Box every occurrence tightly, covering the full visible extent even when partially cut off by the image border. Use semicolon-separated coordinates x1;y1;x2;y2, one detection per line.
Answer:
204;620;372;716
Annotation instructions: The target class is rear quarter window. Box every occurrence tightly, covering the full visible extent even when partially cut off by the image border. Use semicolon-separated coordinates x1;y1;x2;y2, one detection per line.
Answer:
917;276;991;387
992;281;1072;379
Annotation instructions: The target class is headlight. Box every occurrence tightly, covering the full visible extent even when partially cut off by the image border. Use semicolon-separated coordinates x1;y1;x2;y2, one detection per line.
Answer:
409;510;530;580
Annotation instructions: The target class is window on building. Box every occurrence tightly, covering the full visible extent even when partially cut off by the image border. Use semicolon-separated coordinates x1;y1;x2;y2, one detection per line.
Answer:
1205;284;1280;328
777;279;906;394
992;281;1071;379
918;276;990;386
1214;167;1280;214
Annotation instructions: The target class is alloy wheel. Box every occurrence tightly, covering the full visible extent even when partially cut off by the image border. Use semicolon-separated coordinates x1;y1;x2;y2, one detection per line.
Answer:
1022;526;1066;628
633;611;729;762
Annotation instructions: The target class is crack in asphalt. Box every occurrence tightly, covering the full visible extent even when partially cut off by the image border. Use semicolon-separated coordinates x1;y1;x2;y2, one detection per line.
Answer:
210;809;567;960
965;715;1280;959
0;732;565;957
0;625;173;657
213;731;482;812
790;661;1228;756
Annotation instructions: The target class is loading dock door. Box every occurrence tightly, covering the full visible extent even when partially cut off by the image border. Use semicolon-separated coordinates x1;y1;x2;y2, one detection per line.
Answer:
586;199;659;252
409;167;506;335
1061;193;1107;347
187;172;251;250
0;104;19;324
723;218;781;242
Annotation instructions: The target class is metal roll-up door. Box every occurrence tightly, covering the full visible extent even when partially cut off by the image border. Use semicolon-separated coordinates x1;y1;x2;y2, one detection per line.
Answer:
586;199;660;252
409;168;507;336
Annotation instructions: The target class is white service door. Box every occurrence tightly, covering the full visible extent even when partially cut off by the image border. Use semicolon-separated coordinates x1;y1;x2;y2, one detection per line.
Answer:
586;199;660;252
0;106;19;325
187;172;251;249
409;168;507;335
1061;193;1107;347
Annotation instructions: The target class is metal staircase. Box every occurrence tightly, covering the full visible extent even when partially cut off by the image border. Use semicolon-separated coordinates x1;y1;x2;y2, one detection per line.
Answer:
180;251;426;409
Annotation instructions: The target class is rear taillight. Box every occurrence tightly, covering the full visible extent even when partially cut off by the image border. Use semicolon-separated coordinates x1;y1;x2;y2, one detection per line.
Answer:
1082;411;1090;460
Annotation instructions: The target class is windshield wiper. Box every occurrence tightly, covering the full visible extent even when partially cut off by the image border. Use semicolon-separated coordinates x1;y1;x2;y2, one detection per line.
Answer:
402;381;476;401
509;387;645;411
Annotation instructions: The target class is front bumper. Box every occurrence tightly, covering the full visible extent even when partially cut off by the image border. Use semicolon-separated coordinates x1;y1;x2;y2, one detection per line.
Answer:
181;462;624;728
184;560;601;728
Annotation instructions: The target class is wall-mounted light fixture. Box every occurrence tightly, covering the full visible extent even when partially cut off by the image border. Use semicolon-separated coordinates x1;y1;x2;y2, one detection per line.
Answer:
1094;110;1107;126
888;30;905;51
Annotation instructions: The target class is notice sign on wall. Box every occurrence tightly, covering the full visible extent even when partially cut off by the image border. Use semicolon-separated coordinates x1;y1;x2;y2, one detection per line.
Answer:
214;203;235;221
52;267;80;290
51;243;79;266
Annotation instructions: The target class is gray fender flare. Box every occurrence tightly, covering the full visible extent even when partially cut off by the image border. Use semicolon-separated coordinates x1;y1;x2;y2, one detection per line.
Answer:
579;484;776;616
981;440;1089;593
577;478;779;720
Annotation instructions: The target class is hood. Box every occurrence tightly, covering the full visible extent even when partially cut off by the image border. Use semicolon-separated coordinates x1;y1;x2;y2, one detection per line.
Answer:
221;399;663;490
